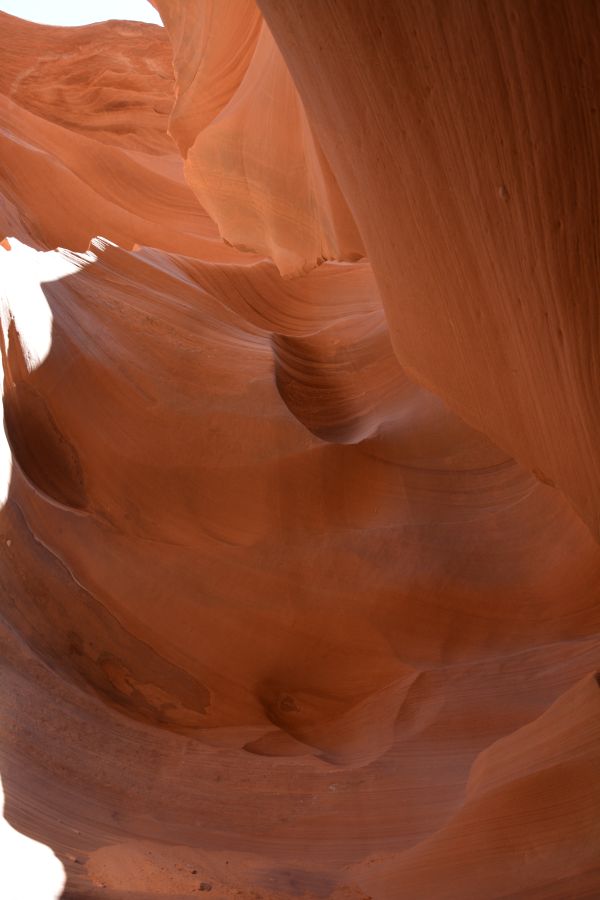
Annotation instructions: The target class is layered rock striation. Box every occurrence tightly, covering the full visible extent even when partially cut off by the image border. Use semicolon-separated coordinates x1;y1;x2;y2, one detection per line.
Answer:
0;3;599;898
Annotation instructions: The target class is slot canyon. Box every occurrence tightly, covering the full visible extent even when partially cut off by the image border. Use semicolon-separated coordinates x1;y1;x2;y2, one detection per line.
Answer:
0;2;599;898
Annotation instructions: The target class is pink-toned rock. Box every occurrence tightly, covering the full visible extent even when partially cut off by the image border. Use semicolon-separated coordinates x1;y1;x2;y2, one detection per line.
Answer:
1;3;599;898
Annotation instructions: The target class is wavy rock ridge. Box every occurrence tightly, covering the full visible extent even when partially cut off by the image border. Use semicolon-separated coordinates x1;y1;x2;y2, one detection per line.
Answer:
0;2;599;898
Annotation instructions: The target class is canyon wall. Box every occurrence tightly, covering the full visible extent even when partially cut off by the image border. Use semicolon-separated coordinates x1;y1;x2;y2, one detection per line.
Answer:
1;3;599;898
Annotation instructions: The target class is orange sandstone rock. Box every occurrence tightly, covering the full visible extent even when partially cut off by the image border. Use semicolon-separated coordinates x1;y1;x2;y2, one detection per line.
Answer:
0;3;599;899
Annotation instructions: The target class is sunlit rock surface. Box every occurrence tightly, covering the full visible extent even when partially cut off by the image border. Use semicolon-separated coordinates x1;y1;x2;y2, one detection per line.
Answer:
1;3;600;898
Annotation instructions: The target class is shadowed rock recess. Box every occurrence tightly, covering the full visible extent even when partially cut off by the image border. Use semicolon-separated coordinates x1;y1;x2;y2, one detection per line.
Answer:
0;2;599;898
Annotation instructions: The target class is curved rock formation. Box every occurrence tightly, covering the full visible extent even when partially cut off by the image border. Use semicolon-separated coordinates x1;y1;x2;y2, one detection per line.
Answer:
0;3;599;898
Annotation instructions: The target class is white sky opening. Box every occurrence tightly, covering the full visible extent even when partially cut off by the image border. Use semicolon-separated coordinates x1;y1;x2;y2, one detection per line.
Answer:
0;0;161;27
0;240;97;506
0;775;66;900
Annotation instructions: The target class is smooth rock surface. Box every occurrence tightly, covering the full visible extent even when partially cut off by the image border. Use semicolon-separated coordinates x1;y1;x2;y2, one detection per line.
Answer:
0;3;599;898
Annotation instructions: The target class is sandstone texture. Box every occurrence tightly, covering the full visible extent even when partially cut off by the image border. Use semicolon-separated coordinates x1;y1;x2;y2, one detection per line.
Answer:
0;3;599;898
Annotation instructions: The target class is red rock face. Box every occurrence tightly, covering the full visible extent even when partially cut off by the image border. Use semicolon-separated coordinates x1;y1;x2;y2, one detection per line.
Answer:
0;3;599;898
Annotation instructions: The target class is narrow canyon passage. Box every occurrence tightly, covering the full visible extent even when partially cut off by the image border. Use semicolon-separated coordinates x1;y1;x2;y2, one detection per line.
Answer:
0;3;599;898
